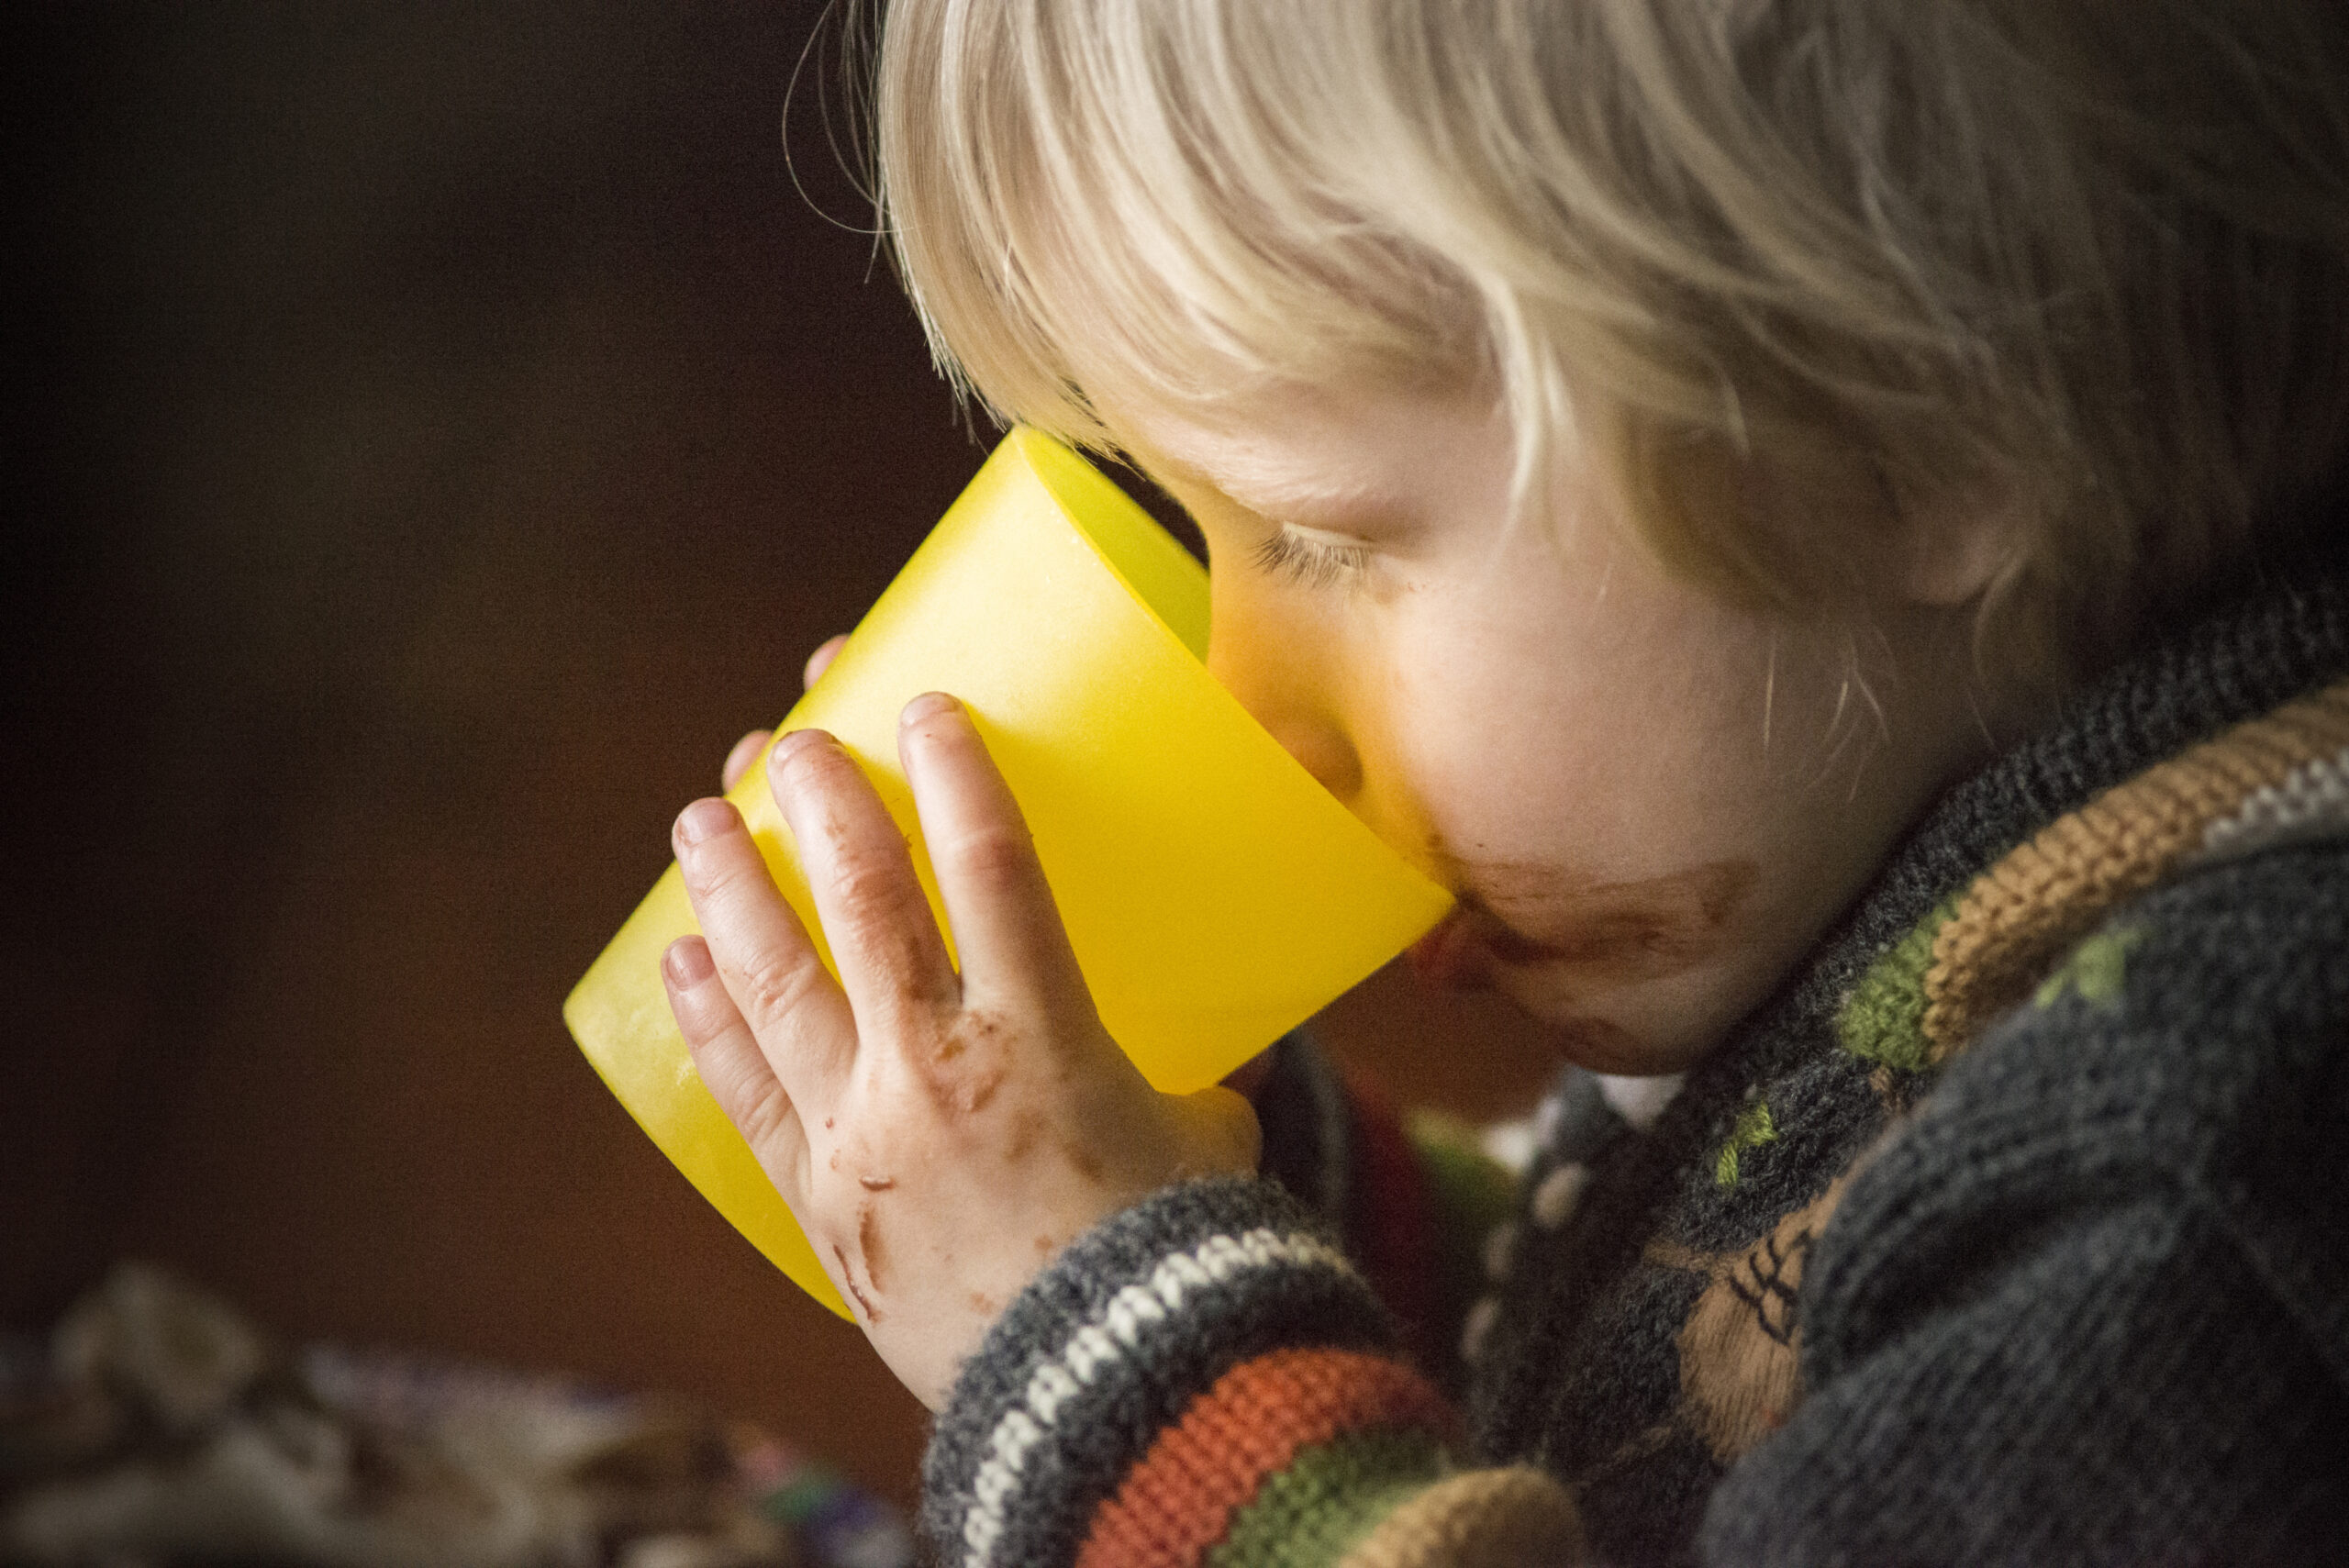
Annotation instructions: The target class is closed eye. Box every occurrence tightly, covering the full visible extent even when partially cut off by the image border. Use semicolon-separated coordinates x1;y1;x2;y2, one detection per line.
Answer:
1252;528;1374;589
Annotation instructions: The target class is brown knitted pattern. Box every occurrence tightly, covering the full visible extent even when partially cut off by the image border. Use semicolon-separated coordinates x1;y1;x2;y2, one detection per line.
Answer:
1922;679;2349;1059
1333;1467;1586;1568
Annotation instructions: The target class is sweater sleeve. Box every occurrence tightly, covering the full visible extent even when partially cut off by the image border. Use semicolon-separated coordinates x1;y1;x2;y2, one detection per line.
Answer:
1702;843;2349;1565
918;1177;1582;1568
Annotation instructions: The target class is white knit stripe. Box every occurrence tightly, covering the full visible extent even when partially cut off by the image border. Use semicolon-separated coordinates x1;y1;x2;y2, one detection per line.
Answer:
957;1227;1359;1568
2195;742;2349;863
1597;1071;1686;1131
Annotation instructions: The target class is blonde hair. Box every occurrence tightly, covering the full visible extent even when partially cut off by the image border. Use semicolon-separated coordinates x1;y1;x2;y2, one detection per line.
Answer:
873;0;2349;675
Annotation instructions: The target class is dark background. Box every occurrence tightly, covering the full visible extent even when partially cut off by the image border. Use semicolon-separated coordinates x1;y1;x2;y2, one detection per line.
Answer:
5;2;1555;1506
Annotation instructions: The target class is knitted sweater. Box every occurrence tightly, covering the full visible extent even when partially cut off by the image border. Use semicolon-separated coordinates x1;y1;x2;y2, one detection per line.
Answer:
920;561;2349;1567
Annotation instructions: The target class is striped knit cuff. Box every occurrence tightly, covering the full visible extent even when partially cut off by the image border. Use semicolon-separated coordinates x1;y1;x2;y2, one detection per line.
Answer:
1076;1344;1457;1568
920;1176;1402;1568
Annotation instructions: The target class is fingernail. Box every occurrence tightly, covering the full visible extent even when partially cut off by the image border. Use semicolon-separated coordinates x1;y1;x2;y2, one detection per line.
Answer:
900;691;959;727
768;728;832;777
662;937;715;989
674;797;737;848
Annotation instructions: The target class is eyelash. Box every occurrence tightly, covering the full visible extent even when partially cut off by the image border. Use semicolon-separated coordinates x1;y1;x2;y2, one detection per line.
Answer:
1251;528;1373;589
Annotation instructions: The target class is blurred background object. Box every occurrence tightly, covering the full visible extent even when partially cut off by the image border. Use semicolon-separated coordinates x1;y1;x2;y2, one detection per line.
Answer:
2;1262;882;1567
4;0;1560;1517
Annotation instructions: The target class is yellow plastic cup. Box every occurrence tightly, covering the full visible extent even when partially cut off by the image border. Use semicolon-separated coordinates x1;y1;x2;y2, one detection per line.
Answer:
564;428;1453;1318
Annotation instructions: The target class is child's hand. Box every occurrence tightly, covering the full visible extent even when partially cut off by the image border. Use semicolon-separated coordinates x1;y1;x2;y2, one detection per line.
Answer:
661;692;1261;1411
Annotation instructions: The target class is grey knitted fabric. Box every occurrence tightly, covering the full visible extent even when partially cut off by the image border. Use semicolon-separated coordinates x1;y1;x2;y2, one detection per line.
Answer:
1703;847;2349;1565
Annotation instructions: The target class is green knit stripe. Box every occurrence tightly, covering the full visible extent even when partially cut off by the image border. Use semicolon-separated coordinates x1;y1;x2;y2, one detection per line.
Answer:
1206;1427;1448;1568
2034;923;2148;1010
1835;891;1964;1073
1714;1097;1778;1188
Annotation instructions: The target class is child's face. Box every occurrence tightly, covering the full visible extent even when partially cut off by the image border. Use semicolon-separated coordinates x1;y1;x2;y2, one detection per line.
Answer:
1125;385;2002;1074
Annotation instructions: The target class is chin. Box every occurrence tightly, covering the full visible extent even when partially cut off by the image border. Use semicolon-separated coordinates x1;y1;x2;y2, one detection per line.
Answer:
1498;975;1725;1076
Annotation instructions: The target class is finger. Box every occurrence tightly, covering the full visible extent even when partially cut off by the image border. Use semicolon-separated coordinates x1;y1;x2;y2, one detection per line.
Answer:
663;935;808;1195
895;694;1086;1011
673;795;858;1101
722;729;772;792
767;729;961;1030
804;633;849;691
1173;1084;1264;1175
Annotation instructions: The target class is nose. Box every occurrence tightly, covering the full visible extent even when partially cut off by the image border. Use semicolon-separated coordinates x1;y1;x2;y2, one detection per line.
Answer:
1206;576;1365;806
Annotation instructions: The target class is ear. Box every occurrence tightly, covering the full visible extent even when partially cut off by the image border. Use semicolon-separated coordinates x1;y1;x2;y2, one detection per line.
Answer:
1886;486;2025;608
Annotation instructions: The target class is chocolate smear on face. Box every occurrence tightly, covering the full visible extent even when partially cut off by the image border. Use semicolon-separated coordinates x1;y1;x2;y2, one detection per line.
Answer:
1540;1013;1650;1071
1447;856;1760;984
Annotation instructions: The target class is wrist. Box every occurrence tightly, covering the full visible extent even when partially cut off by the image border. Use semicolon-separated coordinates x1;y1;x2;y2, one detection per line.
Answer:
921;1174;1398;1568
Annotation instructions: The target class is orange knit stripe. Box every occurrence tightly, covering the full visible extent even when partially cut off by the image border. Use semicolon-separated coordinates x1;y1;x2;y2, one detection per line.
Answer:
1922;679;2349;1057
1074;1346;1459;1568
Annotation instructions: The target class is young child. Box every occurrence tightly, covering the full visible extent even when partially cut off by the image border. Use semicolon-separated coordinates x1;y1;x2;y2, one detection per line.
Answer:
659;2;2349;1562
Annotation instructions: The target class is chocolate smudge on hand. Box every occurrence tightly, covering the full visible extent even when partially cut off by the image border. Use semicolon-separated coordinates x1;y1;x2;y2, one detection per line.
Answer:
830;1241;881;1322
857;1205;888;1293
1059;1134;1104;1182
1005;1107;1043;1163
918;1012;1008;1116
